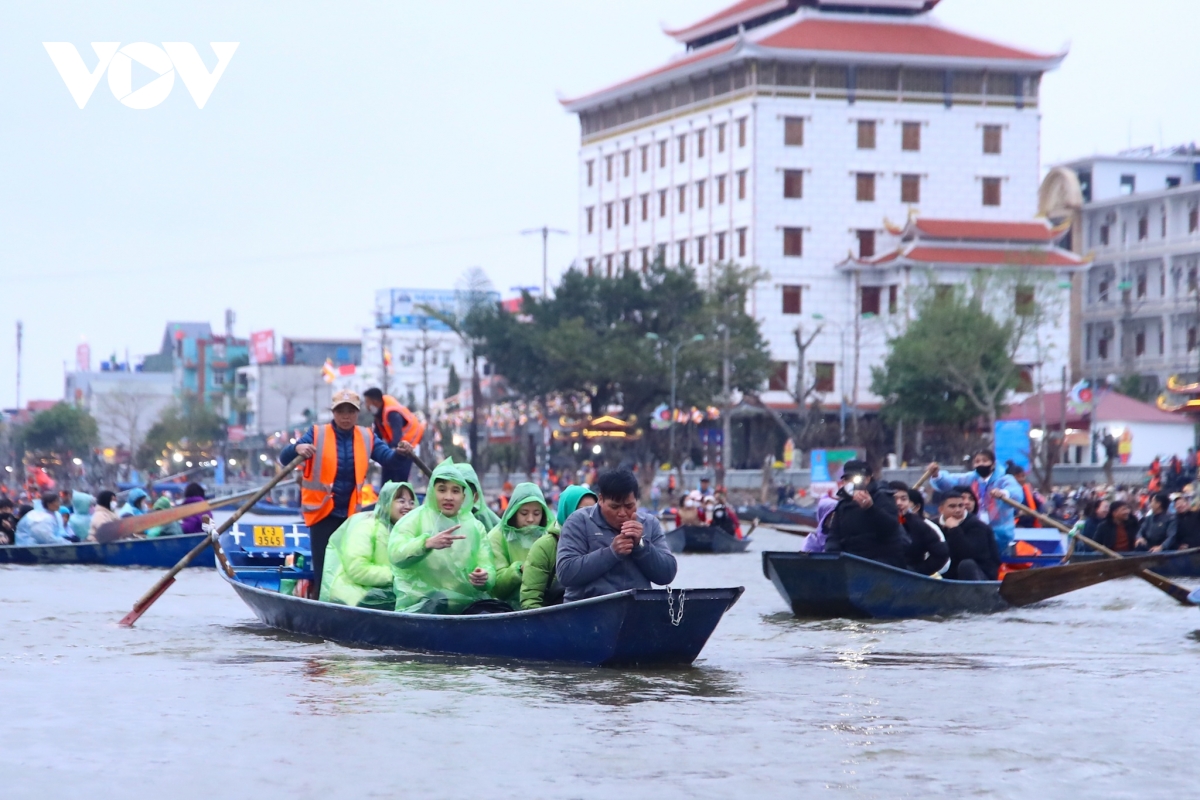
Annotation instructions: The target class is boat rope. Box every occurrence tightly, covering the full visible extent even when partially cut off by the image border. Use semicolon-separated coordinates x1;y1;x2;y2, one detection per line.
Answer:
665;586;686;626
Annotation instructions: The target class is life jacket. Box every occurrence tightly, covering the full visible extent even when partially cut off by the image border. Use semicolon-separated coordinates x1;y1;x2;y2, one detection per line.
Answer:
376;395;425;447
360;482;379;507
1022;484;1042;528
300;424;373;526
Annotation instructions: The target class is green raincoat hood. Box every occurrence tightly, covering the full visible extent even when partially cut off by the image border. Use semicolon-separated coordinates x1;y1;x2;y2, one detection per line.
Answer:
71;492;94;514
498;482;551;546
556;485;598;526
455;461;501;529
153;496;173;511
376;481;415;527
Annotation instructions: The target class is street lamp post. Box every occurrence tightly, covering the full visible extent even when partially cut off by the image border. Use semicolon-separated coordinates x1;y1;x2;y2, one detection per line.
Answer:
646;333;705;470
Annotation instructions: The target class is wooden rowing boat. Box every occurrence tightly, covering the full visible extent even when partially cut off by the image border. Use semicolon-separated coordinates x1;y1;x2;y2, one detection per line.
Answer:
0;533;216;568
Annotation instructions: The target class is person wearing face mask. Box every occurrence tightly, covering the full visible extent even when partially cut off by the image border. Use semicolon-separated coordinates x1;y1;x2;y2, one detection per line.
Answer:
927;449;1023;556
320;481;417;609
362;387;421;485
87;490;119;541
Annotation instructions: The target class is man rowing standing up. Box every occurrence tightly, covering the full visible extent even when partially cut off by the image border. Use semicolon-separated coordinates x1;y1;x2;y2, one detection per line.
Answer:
927;449;1023;555
280;389;407;600
556;469;677;602
363;388;423;484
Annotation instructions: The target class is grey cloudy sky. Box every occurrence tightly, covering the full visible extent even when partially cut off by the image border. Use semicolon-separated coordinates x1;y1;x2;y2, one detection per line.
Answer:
0;0;1195;405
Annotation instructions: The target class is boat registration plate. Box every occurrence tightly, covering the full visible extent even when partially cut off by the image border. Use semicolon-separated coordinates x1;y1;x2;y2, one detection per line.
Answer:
253;526;285;547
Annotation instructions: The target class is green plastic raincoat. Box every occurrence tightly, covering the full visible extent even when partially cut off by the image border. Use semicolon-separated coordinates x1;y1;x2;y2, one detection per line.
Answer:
457;462;502;531
388;460;495;614
486;482;557;608
519;485;597;610
320;481;413;609
145;496;183;538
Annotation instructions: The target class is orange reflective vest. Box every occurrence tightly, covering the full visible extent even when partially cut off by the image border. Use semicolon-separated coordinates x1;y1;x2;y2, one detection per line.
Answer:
300;424;373;526
1022;484;1042;528
377;395;426;447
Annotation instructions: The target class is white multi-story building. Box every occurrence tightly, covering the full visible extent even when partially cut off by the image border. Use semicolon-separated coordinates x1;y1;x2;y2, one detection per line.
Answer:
562;0;1065;411
1056;146;1200;392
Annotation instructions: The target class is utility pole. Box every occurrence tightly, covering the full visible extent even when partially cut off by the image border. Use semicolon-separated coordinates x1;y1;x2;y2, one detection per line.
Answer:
521;226;569;297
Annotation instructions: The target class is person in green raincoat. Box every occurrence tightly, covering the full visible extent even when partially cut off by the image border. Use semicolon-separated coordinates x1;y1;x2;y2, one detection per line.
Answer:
145;496;183;538
457;462;501;531
519;485;598;610
320;481;416;609
388;459;495;614
487;483;557;609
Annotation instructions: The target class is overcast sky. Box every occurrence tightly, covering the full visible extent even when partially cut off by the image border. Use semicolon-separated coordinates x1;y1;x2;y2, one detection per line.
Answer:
1;0;1196;405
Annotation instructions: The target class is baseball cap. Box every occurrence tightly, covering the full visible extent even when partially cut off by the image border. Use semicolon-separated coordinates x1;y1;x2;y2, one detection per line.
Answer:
330;389;362;411
841;460;871;477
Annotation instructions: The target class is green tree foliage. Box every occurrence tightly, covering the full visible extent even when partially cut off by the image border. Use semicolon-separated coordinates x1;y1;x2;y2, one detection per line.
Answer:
446;363;461;399
19;403;99;456
136;396;226;470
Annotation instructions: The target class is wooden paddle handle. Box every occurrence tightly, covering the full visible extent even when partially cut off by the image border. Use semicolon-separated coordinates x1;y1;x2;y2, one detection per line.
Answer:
410;453;433;478
911;464;936;491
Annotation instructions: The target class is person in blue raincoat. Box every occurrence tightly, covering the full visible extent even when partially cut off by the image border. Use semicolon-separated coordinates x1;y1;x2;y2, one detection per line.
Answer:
15;491;73;545
68;491;94;540
118;488;149;518
927;449;1022;554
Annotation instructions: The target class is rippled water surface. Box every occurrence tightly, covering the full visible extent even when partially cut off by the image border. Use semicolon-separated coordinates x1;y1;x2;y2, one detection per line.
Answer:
3;526;1199;799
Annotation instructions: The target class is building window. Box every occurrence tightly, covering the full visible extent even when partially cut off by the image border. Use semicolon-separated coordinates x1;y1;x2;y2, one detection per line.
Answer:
768;361;789;392
783;169;803;199
697;236;706;264
586;257;594;276
641;247;650;270
678;241;687;265
1138;216;1148;241
784;117;804;146
1189;327;1197;352
717;174;726;204
857;120;876;150
783;227;803;257
696;129;705;158
856;173;876;202
1016;366;1034;394
622;251;630;271
678;134;686;163
678;185;687;213
622;198;631;225
782;285;802;315
1097;337;1109;360
659;189;667;218
605;154;613;181
1098;278;1109;302
1159;328;1165;355
901;174;920;204
1189;267;1198;294
1136;272;1147;299
983;124;1002;154
716;231;726;261
640;194;649;221
1135;330;1146;357
1189;207;1198;233
605;254;613;278
1120;174;1136;195
586;160;594;187
1099;224;1110;246
857;230;875;259
901;121;921;151
659;140;667;168
605;203;613;229
737;171;747;200
737;227;747;257
737;118;747;147
656;243;667;263
640;145;648;173
982;177;1001;206
888;285;898;313
1015;285;1036;315
622;150;630;177
717;123;726;152
212;371;225;386
586;207;594;234
861;286;881;315
697;180;706;209
814;363;835;393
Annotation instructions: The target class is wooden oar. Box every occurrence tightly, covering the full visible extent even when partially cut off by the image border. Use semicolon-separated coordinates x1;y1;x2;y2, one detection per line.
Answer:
118;457;306;628
911;464;936;491
410;452;433;478
998;495;1195;606
94;482;296;544
1000;550;1184;606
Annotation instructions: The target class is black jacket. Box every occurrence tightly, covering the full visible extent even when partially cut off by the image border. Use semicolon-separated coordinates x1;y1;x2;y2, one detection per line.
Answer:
937;516;1001;581
1165;511;1200;550
825;480;907;569
1093;517;1138;552
1136;512;1174;548
902;514;950;576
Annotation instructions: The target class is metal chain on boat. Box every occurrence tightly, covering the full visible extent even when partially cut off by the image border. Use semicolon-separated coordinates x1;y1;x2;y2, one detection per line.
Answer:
665;586;687;626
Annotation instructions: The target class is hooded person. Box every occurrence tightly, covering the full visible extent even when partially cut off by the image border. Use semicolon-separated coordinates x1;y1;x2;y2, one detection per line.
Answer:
487;482;557;608
520;485;597;610
321;481;416;609
387;459;495;614
16;492;71;545
68;491;94;540
457;462;502;531
800;496;839;553
118;488;149;518
88;490;119;541
180;482;210;534
145;496;184;538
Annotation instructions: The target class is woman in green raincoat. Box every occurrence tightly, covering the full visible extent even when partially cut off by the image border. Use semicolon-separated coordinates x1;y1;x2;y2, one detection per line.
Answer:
145;496;183;538
457;462;501;531
519;485;598;610
388;460;495;614
320;481;416;609
487;483;557;608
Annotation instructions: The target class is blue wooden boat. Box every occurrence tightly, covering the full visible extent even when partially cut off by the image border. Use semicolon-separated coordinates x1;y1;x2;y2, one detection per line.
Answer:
738;503;816;527
221;568;743;667
762;551;1008;619
0;533;216;568
666;524;752;554
250;499;304;517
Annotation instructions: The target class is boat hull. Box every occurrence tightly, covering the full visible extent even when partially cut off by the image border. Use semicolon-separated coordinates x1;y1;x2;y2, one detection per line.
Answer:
224;571;743;667
671;525;752;553
0;533;215;568
1004;547;1200;577
762;551;1008;619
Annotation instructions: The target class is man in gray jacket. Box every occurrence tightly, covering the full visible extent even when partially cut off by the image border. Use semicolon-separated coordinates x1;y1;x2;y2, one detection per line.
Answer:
557;469;678;602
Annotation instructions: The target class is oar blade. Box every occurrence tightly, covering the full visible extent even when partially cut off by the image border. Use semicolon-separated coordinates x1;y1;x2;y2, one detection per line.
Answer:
1001;553;1174;607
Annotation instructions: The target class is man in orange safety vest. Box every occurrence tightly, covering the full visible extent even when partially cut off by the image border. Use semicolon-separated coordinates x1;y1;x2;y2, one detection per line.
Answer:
363;387;422;484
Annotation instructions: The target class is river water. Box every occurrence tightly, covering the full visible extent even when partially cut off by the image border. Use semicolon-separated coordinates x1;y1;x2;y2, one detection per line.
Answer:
2;525;1198;799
